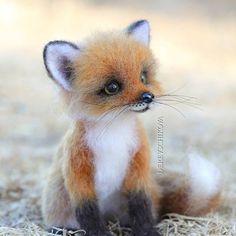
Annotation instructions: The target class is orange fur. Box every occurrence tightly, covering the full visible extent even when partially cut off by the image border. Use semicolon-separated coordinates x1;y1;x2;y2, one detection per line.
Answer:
122;121;161;220
156;172;221;216
42;22;221;231
200;193;221;215
64;34;161;118
63;122;96;204
122;121;152;193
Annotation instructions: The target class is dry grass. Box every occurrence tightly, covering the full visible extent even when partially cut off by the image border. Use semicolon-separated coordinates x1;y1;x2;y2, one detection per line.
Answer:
0;0;236;235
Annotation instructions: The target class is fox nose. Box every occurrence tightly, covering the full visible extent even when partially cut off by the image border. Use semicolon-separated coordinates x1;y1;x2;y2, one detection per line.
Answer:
140;92;154;104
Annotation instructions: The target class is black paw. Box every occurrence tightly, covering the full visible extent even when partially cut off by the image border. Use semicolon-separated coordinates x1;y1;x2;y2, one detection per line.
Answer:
47;227;85;235
85;229;113;236
132;228;161;236
149;230;161;236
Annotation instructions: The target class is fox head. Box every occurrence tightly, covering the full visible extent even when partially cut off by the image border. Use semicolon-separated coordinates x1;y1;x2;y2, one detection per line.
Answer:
43;20;162;121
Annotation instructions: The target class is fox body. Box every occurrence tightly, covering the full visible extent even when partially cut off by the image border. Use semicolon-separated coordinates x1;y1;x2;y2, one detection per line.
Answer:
42;20;221;236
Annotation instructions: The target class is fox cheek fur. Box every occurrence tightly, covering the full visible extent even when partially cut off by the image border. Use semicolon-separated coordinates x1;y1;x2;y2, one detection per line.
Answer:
42;20;222;236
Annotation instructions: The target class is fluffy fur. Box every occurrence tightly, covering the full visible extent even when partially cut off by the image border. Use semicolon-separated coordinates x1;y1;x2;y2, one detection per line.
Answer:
156;154;221;216
42;20;222;235
188;153;221;200
85;116;138;218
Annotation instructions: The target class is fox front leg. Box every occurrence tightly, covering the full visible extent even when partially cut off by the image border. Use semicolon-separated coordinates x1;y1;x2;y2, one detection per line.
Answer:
64;142;112;236
123;147;161;236
75;199;112;236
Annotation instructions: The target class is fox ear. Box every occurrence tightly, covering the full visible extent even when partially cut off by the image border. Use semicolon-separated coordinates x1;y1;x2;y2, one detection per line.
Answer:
126;20;150;46
43;40;79;91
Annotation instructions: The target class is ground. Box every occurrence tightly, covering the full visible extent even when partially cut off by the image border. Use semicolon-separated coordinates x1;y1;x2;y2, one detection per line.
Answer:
0;0;236;235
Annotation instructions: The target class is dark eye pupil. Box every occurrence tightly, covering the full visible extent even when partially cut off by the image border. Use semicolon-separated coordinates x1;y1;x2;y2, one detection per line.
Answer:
141;75;145;82
104;80;120;95
107;83;118;92
140;72;147;84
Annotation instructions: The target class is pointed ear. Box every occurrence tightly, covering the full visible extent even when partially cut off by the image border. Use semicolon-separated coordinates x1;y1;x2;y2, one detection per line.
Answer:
43;40;79;91
126;20;150;46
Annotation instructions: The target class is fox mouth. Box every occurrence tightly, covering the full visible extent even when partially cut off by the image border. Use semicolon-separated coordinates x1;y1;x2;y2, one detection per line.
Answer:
135;107;149;113
130;102;150;113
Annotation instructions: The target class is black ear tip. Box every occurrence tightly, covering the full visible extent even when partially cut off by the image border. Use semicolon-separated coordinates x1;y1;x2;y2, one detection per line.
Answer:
43;42;53;79
135;19;149;26
43;40;79;73
127;19;149;34
43;40;79;54
43;40;58;53
43;42;49;60
42;41;65;79
43;41;56;63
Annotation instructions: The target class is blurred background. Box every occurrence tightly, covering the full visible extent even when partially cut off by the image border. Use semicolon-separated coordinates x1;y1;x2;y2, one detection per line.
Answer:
0;0;235;228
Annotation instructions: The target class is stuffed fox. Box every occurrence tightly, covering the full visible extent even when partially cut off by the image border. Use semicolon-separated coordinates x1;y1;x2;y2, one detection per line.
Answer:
42;20;221;236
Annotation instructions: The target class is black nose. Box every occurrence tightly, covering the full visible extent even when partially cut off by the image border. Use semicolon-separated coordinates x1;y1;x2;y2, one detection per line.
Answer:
140;92;154;104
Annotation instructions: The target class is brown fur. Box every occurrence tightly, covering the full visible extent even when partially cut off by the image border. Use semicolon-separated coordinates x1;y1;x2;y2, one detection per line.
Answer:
122;121;152;194
122;121;161;220
156;172;221;217
42;123;97;227
42;27;221;230
61;34;161;118
200;192;221;215
63;123;96;204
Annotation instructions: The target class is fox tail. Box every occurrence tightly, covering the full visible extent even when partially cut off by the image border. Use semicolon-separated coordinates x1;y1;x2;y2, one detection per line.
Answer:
157;153;222;216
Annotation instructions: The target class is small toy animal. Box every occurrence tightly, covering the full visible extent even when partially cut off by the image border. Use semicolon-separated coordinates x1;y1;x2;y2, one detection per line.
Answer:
42;20;221;236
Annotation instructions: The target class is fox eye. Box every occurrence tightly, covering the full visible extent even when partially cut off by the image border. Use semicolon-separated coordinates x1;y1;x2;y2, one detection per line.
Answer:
140;71;148;84
104;80;120;95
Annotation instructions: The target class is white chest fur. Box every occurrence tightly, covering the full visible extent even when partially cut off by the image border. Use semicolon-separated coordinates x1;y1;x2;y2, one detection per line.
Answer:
85;116;139;214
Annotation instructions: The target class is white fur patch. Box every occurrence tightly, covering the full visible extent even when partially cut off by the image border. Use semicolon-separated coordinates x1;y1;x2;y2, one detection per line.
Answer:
44;41;79;90
85;115;139;215
188;153;221;199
